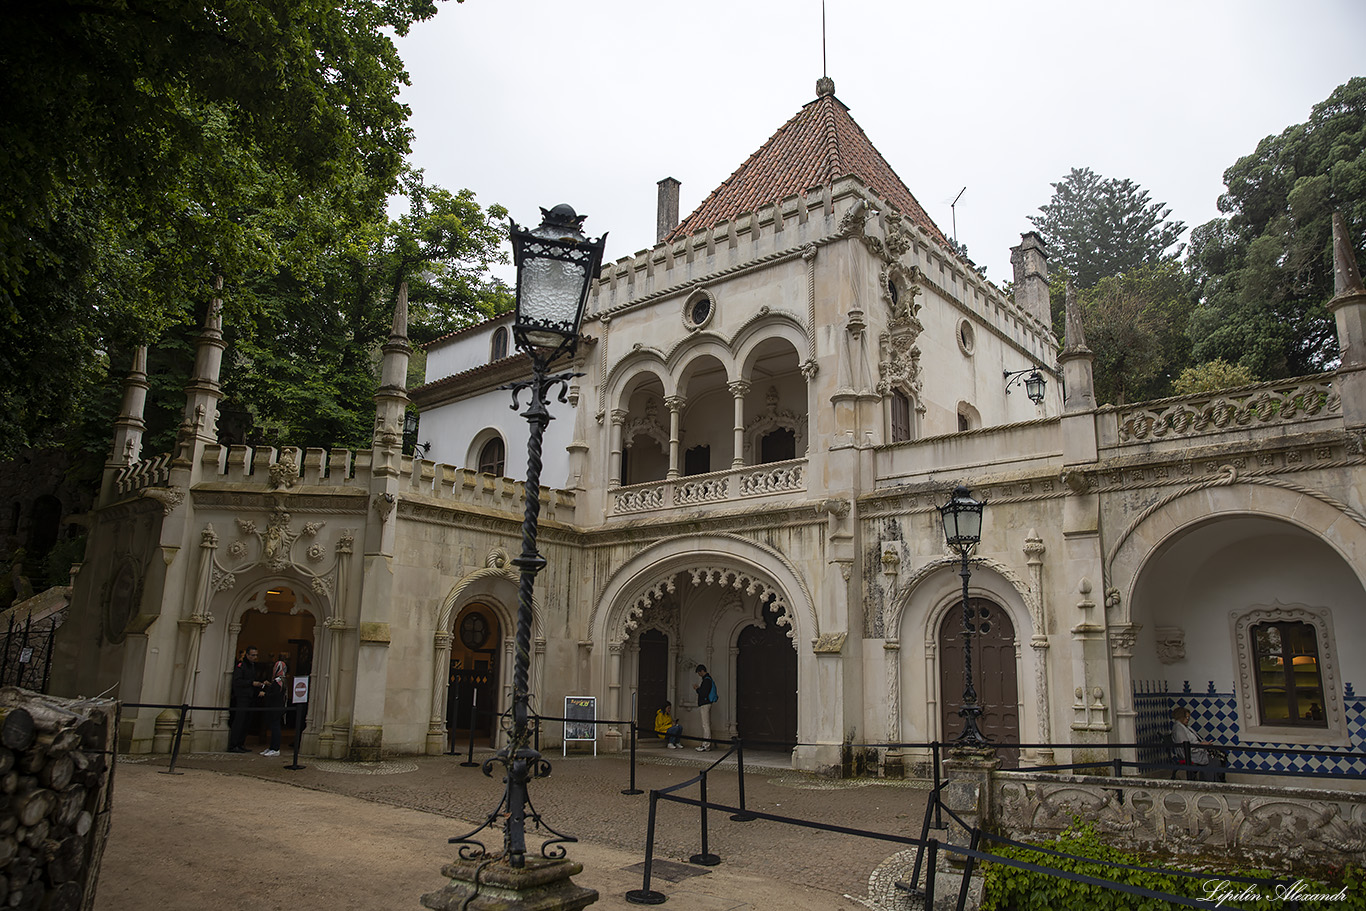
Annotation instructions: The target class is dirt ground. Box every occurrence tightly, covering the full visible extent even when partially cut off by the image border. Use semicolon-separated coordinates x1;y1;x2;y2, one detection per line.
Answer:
94;747;933;911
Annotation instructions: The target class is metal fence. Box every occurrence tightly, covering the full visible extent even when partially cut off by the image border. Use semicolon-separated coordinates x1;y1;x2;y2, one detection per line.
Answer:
0;609;65;692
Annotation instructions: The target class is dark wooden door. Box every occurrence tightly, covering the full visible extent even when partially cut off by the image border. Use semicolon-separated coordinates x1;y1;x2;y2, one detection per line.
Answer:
636;630;669;734
938;598;1019;765
736;613;797;748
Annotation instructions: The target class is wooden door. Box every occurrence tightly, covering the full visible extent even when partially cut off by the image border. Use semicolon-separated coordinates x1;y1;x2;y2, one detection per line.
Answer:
736;612;797;748
636;630;669;735
938;598;1020;765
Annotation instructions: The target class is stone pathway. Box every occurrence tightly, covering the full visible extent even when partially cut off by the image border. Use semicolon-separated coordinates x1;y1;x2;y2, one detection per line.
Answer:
99;745;941;910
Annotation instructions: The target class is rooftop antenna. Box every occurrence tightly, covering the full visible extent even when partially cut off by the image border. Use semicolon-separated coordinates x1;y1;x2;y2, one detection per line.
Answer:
950;186;967;249
822;0;827;77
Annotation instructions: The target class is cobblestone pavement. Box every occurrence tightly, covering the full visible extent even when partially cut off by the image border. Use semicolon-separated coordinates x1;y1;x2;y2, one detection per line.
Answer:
110;742;934;909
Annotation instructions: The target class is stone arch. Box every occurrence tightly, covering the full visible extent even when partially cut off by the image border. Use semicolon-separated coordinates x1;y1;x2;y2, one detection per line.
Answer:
731;310;809;372
602;354;673;409
428;547;537;753
669;335;735;384
1106;475;1366;626
885;556;1035;748
590;533;817;647
207;567;331;739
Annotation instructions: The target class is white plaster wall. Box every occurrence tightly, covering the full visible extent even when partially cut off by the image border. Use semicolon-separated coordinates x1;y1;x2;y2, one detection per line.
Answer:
1129;520;1366;694
416;385;575;491
424;317;510;383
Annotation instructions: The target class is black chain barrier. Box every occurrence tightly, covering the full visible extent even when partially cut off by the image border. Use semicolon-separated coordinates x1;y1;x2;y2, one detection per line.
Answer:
124;701;307;773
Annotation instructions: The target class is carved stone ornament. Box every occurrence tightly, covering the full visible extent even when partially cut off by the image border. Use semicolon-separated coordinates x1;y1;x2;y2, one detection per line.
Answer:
1154;626;1185;664
622;398;668;450
742;386;807;458
372;492;397;521
812;632;847;654
102;556;143;644
268;450;298;489
141;486;185;515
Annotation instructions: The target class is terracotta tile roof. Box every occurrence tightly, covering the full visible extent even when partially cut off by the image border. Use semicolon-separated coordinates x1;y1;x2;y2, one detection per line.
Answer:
666;83;946;245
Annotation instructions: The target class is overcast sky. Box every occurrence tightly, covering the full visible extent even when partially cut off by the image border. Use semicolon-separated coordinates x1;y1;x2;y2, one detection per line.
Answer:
395;1;1365;286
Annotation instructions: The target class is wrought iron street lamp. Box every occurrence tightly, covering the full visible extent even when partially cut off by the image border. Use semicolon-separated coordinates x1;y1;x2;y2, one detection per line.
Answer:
1003;367;1047;405
450;205;606;870
939;485;988;745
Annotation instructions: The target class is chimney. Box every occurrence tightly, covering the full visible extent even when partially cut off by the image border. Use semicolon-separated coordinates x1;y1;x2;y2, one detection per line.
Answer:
657;177;681;243
1010;232;1051;328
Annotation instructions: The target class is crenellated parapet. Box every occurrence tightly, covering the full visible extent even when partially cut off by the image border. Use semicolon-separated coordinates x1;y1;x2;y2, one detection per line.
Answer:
92;443;580;523
586;175;1055;361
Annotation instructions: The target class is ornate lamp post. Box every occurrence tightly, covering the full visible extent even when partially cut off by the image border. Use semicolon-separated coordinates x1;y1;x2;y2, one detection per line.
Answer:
448;205;606;870
939;485;988;745
1003;367;1047;404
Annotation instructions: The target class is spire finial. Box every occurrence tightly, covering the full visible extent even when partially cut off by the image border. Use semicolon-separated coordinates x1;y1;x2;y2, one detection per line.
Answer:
1333;212;1365;298
1064;281;1089;353
391;281;409;340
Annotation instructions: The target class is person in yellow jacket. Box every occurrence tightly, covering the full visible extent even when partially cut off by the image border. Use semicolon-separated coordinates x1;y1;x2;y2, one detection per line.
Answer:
654;701;683;749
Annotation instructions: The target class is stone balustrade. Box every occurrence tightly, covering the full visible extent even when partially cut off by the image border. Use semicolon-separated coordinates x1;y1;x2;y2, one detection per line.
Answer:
1109;375;1340;445
610;458;806;516
993;769;1366;866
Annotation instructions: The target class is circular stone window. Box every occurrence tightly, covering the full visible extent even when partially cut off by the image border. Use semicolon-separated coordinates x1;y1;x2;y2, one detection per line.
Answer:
684;292;714;330
957;319;976;356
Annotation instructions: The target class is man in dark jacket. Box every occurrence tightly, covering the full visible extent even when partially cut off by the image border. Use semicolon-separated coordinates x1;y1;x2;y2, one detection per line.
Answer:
227;646;265;753
694;665;717;752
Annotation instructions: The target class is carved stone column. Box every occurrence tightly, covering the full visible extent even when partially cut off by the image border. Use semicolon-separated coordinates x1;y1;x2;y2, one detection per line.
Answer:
728;381;749;468
608;409;627;486
318;616;347;757
883;639;903;778
428;629;454;754
1024;530;1052;763
1108;622;1141;767
605;642;624;753
664;395;685;480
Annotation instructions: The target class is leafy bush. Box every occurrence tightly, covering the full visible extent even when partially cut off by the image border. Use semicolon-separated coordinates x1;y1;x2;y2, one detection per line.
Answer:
979;822;1362;911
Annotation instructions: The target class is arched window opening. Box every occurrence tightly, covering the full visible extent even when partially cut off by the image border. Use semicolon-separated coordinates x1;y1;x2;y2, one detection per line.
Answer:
1252;621;1326;727
478;438;506;476
759;427;796;463
891;392;912;443
490;326;509;362
684;445;711;476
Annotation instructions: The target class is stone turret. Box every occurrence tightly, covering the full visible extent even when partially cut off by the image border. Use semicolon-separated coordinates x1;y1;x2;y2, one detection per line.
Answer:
1010;232;1051;328
1328;213;1366;429
177;278;226;459
100;345;150;504
1059;282;1098;465
372;281;412;471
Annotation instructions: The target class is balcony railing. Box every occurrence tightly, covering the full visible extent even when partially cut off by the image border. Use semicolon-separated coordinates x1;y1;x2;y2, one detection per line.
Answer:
610;458;806;516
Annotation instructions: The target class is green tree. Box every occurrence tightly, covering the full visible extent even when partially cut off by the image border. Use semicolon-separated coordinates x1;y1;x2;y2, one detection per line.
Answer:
121;169;512;456
1172;359;1258;396
0;0;450;456
1030;167;1187;289
1052;262;1193;405
1188;77;1366;379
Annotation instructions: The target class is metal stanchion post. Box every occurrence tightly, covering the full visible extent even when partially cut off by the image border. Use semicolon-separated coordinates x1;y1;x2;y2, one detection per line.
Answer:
730;737;754;821
923;839;939;909
625;791;667;905
285;703;306;770
460;687;479;767
445;680;459;756
689;769;720;866
956;829;981;911
933;741;943;829
623;712;642;795
160;704;189;776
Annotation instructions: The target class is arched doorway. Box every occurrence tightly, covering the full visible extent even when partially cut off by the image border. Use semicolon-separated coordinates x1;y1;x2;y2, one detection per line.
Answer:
938;597;1018;764
736;602;797;749
448;603;501;748
234;587;316;749
636;629;669;735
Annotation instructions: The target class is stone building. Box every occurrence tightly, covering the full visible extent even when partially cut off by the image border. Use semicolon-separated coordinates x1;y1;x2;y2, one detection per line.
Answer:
55;79;1366;779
